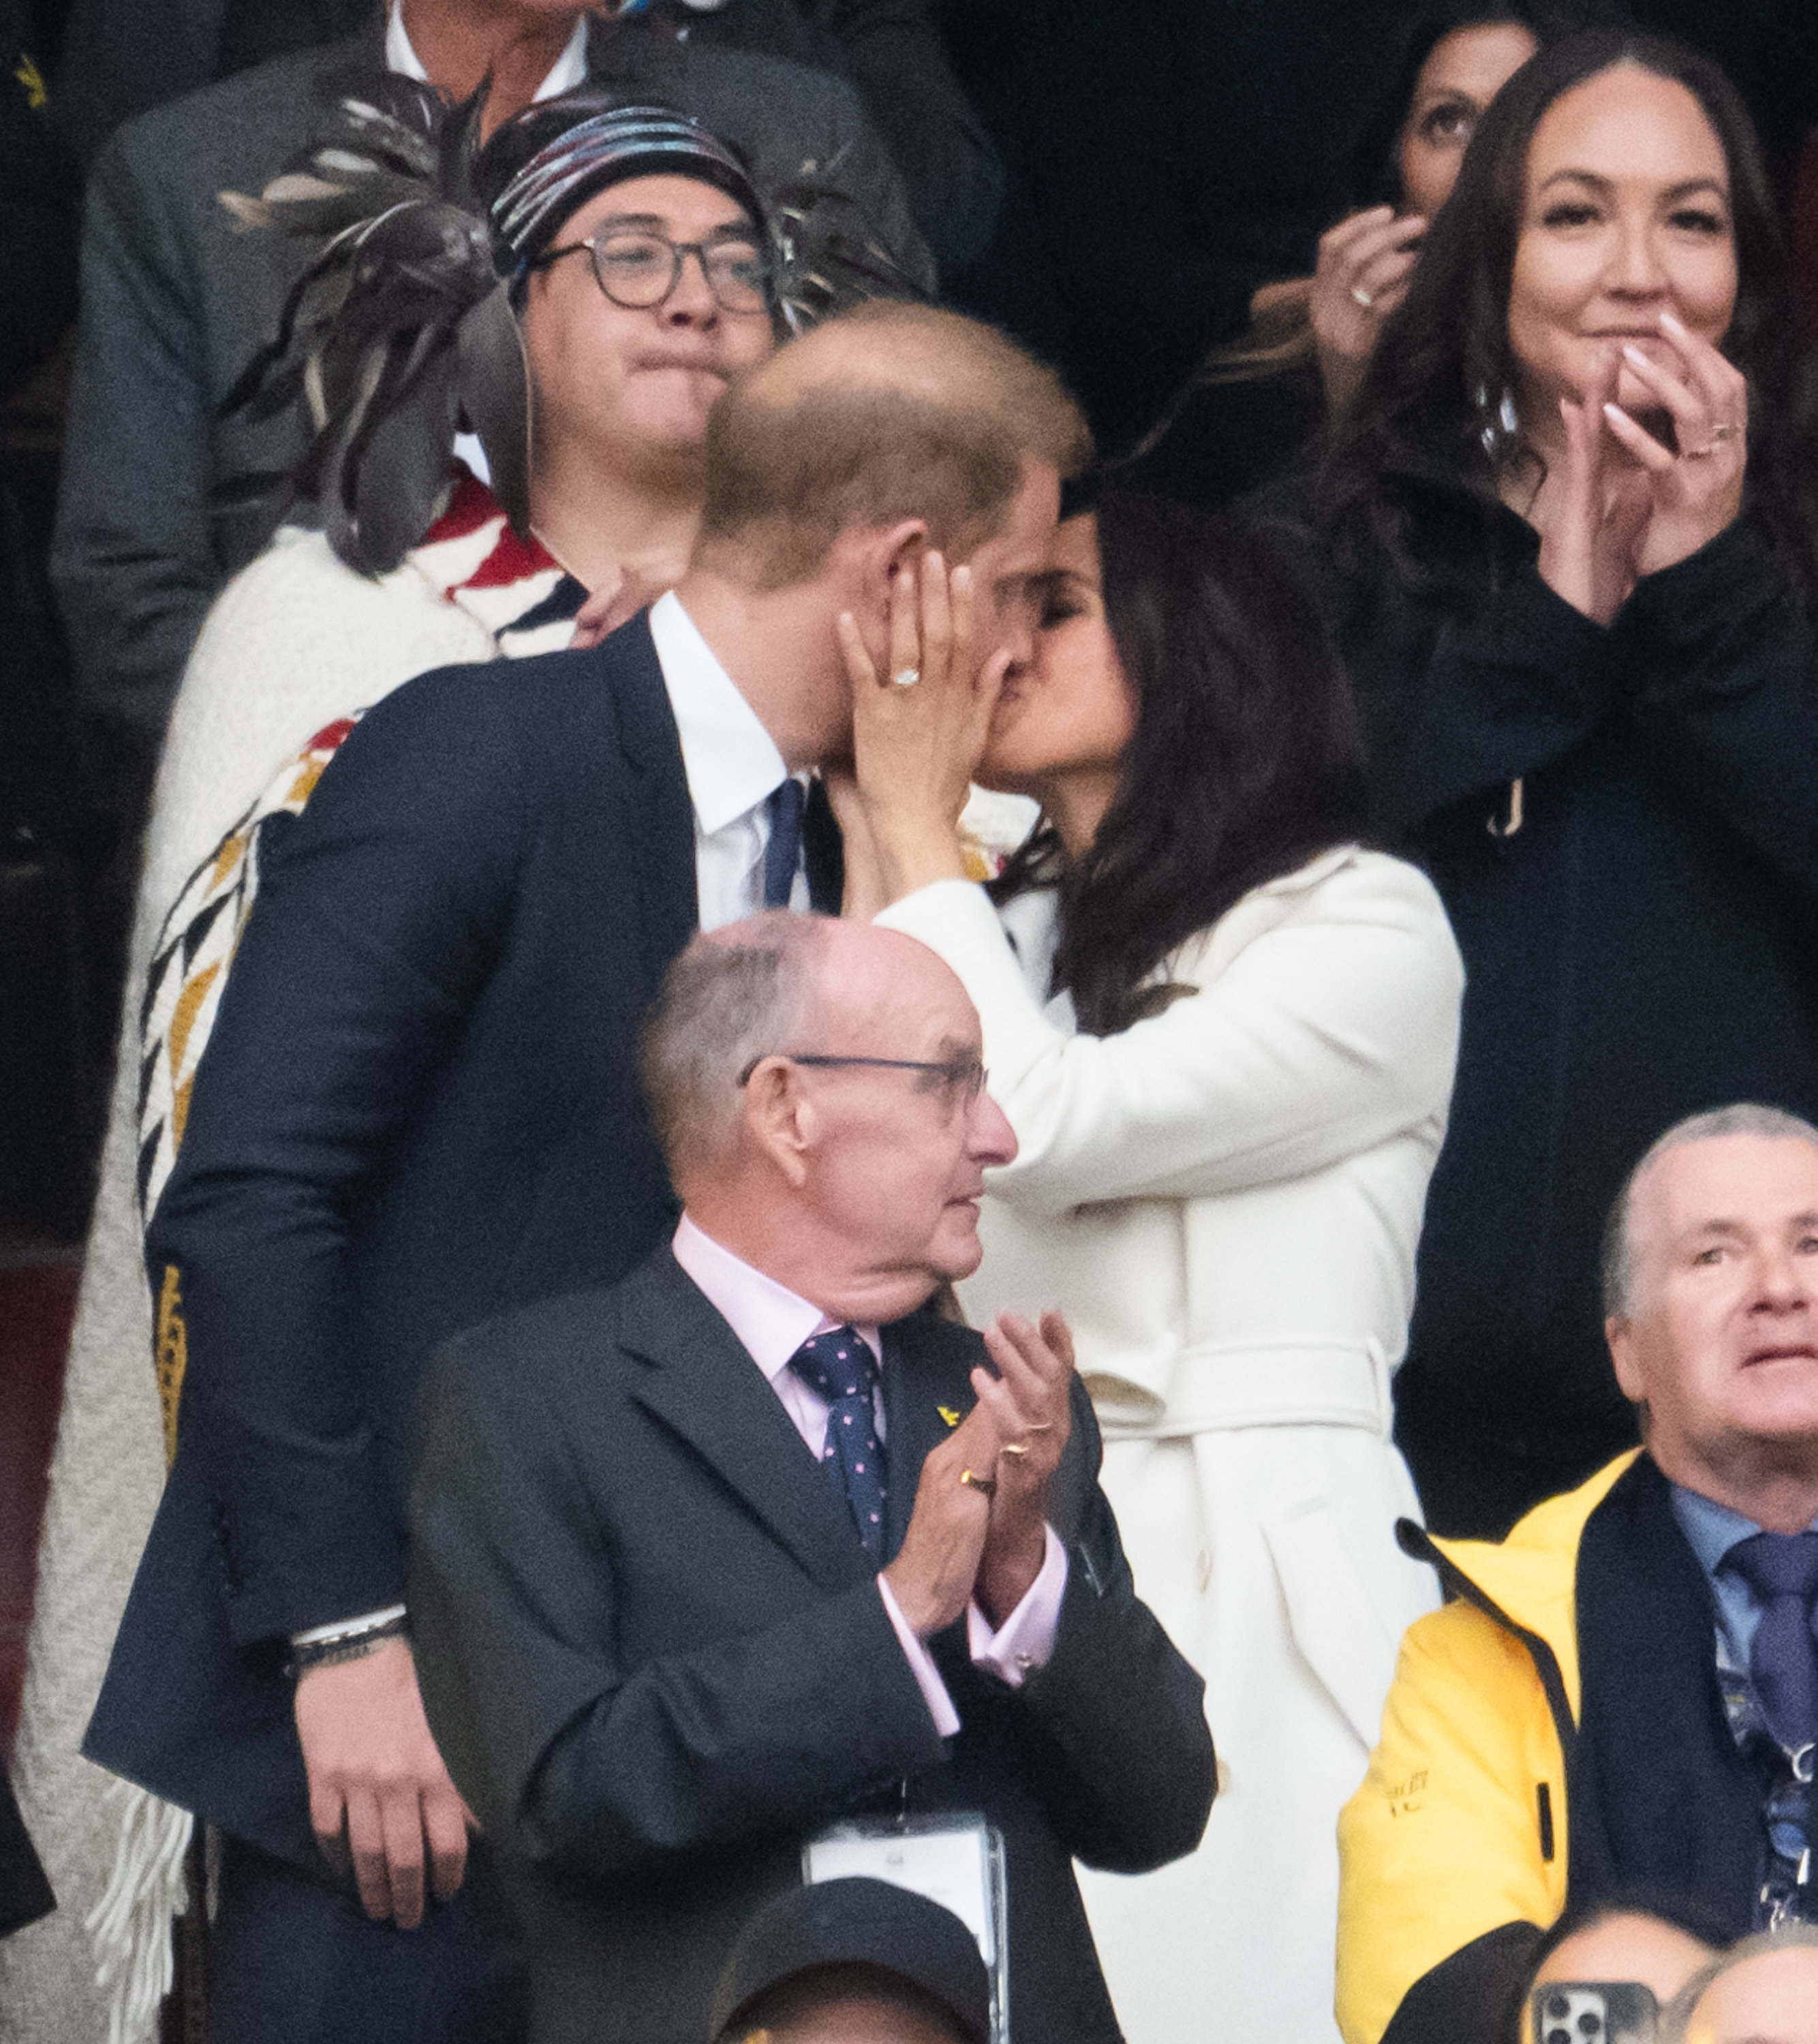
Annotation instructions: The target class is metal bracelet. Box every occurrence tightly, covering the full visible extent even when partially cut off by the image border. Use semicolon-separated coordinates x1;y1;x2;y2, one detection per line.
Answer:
286;1613;409;1679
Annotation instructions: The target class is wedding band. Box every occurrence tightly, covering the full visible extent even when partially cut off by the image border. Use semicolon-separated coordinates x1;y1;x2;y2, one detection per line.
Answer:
958;1468;996;1497
1683;444;1716;460
891;666;921;689
1001;1442;1031;1459
1351;285;1373;309
1711;423;1740;442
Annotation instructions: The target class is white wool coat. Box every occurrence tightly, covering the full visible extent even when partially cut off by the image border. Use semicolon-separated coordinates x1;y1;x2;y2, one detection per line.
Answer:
876;847;1464;2044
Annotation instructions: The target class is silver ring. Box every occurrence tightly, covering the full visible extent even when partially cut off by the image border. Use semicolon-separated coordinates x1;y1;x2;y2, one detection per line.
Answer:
1351;285;1373;309
1710;422;1740;442
891;666;921;689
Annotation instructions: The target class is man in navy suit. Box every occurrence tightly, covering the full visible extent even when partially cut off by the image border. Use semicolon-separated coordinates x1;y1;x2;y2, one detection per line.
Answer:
86;301;1087;2043
409;910;1216;2043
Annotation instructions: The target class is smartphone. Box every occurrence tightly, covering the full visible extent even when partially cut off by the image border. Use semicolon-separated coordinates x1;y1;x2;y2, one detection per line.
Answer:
1530;1981;1659;2044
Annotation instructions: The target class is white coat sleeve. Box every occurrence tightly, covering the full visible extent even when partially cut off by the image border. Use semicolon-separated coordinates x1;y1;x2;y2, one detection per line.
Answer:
875;856;1463;1218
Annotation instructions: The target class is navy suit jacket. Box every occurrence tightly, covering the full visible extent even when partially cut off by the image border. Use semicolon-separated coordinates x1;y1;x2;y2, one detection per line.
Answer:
87;616;839;1859
410;1248;1216;2044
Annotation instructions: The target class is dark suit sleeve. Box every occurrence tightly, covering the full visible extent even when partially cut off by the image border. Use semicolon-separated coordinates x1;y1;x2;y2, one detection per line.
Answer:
995;1377;1216;1874
50;119;223;730
145;668;528;1643
409;1325;951;1889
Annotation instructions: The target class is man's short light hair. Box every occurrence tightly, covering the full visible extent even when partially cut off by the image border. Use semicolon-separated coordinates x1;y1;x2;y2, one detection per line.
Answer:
639;912;833;1183
698;300;1091;590
1601;1103;1818;1320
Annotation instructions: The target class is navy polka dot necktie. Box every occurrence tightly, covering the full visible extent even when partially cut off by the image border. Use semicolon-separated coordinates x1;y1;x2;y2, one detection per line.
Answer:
790;1327;887;1560
1727;1530;1818;1755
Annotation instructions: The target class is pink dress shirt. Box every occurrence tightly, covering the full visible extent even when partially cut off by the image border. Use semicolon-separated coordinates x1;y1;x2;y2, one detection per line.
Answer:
672;1215;1066;1736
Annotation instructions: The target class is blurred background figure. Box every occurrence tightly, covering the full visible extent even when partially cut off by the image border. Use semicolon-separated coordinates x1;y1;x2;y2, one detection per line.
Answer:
1274;29;1818;1538
1667;1927;1818;2044
1126;2;1571;507
1519;1900;1727;2043
837;488;1462;2043
707;1879;991;2044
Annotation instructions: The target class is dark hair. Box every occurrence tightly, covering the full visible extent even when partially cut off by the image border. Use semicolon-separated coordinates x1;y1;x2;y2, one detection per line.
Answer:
993;491;1369;1036
1320;30;1818;607
1348;2;1592;212
1505;1890;1734;2042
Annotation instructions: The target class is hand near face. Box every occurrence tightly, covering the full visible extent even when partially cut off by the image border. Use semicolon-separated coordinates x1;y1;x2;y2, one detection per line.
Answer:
1535;315;1746;624
837;550;1005;905
972;1310;1075;1627
1598;311;1747;576
1309;206;1426;413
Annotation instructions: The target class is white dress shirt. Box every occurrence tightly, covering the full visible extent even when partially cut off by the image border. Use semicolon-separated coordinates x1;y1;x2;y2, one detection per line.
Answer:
386;1;590;97
647;589;810;926
671;1214;1066;1736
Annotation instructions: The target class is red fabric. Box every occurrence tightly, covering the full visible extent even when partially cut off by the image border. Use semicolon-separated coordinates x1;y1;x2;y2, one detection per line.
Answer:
0;1263;78;1760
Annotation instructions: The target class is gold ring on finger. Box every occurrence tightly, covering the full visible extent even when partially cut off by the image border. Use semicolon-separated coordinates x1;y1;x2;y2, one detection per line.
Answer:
891;667;921;689
958;1467;996;1497
1001;1442;1031;1458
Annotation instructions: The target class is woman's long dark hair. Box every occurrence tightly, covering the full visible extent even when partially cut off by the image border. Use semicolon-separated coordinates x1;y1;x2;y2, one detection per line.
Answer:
991;490;1369;1036
1319;29;1818;607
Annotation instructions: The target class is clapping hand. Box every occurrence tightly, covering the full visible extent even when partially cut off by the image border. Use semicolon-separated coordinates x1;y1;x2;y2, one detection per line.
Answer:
1537;311;1746;625
880;1308;1077;1637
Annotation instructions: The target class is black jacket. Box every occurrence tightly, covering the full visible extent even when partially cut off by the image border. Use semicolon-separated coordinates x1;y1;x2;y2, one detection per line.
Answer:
410;1247;1216;2044
86;617;840;1858
1288;477;1818;1537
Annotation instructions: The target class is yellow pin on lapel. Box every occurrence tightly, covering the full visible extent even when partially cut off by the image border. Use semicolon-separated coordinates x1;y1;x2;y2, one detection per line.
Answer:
937;1405;962;1429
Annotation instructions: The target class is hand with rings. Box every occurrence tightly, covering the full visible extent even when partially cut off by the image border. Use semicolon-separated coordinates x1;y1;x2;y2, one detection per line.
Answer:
970;1311;1076;1626
1308;205;1427;413
1592;308;1747;578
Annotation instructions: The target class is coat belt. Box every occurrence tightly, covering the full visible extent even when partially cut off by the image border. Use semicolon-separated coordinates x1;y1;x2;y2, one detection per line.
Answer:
1089;1337;1396;1440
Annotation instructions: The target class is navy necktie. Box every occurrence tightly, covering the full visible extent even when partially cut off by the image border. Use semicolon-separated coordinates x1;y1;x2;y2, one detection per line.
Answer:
1727;1530;1818;1754
790;1327;887;1560
763;777;805;910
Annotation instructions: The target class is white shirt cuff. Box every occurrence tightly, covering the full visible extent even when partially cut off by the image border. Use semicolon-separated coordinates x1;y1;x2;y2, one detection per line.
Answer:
290;1604;407;1647
966;1526;1068;1686
878;1577;961;1737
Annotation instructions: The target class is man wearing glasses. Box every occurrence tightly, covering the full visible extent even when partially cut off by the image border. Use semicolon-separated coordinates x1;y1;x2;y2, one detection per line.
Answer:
407;911;1216;2044
89;300;1087;2043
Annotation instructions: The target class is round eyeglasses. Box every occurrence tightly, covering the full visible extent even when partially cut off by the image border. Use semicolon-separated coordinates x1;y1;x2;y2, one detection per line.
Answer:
530;229;772;315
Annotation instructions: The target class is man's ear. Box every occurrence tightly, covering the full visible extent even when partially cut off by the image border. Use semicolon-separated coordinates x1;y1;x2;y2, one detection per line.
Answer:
847;518;929;636
739;1055;818;1189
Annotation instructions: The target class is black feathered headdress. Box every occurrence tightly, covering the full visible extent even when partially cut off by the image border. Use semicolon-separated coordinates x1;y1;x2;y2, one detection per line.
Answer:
219;78;529;576
220;82;931;576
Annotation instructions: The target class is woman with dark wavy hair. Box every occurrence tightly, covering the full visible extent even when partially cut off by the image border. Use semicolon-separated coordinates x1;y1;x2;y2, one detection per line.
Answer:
1295;29;1818;1542
833;488;1464;2043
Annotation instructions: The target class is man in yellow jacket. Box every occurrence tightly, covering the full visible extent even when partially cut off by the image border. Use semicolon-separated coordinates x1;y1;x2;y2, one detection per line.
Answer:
1338;1103;1818;2044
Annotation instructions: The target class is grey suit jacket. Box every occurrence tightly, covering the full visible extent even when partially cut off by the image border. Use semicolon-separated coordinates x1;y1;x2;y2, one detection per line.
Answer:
50;14;931;730
410;1248;1216;2044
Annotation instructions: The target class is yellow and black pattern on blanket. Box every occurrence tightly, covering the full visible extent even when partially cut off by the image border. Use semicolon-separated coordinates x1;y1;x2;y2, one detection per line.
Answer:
134;717;364;1454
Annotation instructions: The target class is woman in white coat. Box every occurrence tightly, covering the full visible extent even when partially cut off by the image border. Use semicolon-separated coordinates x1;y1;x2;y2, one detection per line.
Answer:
835;489;1464;2044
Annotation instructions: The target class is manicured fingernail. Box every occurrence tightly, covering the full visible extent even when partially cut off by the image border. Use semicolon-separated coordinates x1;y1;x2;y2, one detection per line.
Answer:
1622;343;1651;369
926;550;944;573
952;563;972;591
1602;401;1627;426
1659;309;1687;334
